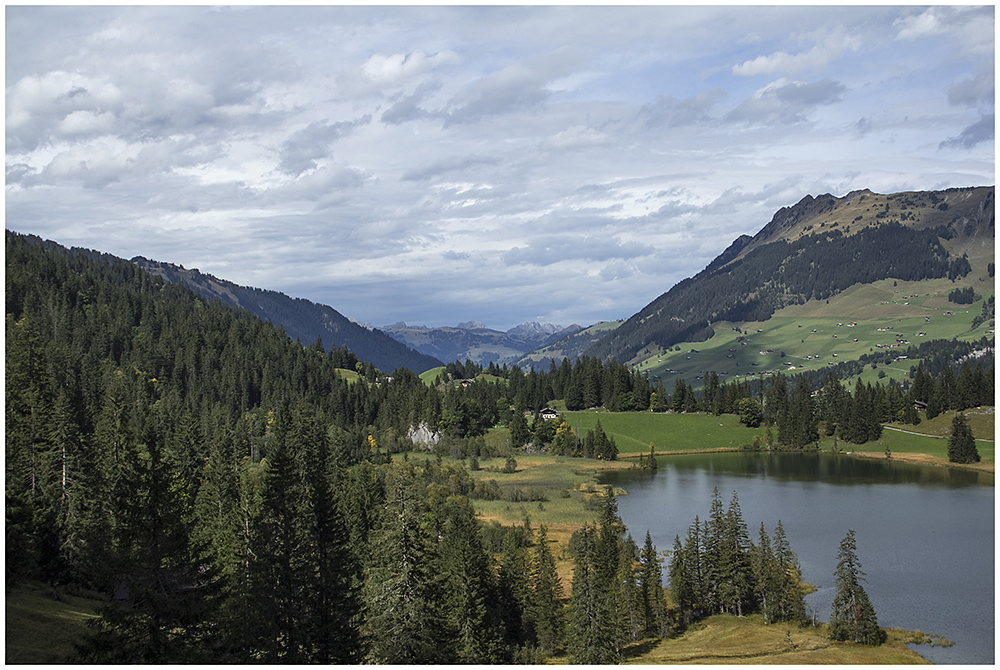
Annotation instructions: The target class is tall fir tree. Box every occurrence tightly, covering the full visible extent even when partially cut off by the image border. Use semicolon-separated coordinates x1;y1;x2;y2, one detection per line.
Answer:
530;525;565;655
639;530;668;638
361;464;453;663
947;412;980;464
829;530;886;646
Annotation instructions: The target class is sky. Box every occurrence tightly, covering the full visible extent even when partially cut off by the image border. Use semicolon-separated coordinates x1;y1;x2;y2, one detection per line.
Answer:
6;5;995;331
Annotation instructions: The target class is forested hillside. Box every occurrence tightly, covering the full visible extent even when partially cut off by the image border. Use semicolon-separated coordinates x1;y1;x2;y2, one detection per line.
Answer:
587;187;994;364
6;229;989;663
3;231;669;662
132;257;443;374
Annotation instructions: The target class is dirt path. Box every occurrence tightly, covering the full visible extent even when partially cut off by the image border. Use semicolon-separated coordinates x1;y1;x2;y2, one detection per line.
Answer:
883;425;994;442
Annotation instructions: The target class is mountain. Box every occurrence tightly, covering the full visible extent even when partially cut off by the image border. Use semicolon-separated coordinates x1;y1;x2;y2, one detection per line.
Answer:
586;186;995;365
380;321;583;367
131;258;443;374
514;321;624;368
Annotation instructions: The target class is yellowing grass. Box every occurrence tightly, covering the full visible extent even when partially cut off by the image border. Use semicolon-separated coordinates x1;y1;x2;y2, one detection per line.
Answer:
624;615;931;665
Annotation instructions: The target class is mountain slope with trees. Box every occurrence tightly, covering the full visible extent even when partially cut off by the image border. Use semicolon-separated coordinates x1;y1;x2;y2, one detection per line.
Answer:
585;186;994;364
131;257;443;374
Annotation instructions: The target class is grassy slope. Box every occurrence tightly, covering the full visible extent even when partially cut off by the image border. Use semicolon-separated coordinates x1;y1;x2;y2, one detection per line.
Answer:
562;410;757;454
5;581;101;663
624;614;932;665
633;215;994;390
636;276;993;391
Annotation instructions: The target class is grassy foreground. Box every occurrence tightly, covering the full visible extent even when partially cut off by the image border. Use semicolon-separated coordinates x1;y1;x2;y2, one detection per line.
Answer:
5;581;101;663
620;614;933;664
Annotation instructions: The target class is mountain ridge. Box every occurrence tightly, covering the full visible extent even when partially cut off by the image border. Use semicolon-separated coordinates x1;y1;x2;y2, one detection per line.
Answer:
379;321;583;367
131;257;443;374
579;186;994;364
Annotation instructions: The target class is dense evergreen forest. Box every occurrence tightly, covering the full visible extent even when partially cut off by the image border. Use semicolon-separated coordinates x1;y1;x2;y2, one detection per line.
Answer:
3;231;678;662
3;230;983;661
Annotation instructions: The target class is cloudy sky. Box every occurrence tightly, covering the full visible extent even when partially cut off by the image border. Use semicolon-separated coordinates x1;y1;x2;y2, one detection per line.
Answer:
6;5;994;331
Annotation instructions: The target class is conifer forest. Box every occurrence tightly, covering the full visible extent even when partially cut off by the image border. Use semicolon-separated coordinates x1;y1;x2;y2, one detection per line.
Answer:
5;231;991;662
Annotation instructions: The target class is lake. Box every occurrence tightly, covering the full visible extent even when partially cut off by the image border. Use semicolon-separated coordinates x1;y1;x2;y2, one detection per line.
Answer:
599;452;994;664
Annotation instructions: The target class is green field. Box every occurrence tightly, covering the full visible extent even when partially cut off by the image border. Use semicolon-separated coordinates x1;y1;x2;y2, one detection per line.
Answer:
622;614;932;665
5;581;102;663
562;410;759;454
636;276;994;391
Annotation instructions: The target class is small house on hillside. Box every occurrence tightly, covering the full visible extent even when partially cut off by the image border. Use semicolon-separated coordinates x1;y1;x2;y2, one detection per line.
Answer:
540;408;560;420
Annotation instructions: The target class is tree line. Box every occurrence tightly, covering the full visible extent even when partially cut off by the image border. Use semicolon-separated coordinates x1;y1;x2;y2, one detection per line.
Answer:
435;352;991;454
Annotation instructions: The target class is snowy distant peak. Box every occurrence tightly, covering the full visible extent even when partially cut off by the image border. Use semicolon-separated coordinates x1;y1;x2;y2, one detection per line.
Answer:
506;321;567;338
379;320;585;367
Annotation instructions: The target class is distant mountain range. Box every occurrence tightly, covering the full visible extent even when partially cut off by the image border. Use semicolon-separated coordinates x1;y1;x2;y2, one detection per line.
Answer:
131;258;443;374
128;185;993;376
379;321;583;367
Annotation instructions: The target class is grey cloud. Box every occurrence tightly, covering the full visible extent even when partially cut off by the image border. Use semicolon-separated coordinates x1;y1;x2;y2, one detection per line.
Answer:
380;83;442;125
853;116;874;138
948;69;994;108
639;89;728;128
726;78;846;124
443;48;583;127
6;163;36;185
401;155;499;182
277;116;372;176
444;72;550;126
503;235;653;267
940;113;995;150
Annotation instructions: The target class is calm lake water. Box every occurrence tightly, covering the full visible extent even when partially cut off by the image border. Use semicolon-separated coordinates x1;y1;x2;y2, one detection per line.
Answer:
600;452;994;664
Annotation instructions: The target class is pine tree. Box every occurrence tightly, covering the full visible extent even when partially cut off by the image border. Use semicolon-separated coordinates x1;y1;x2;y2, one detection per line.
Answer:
947;412;980;464
437;495;502;663
361;464;453;663
829;530;886;646
497;527;532;652
530;525;565;654
771;520;805;623
567;524;619;664
716;491;752;616
639;530;668;638
76;412;221;663
751;523;778;624
509;408;531;449
668;535;695;628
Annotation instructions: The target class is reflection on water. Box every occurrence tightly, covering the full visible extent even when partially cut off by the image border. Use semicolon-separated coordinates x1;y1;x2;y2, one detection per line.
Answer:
670;451;995;487
601;452;994;665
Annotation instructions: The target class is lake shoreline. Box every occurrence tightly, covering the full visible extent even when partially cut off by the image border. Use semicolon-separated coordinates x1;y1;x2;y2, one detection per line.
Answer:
618;446;995;475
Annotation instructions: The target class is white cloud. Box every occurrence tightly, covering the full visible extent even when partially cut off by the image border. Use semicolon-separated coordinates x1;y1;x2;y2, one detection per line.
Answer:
362;50;461;85
56;110;117;137
5;6;994;331
733;30;860;76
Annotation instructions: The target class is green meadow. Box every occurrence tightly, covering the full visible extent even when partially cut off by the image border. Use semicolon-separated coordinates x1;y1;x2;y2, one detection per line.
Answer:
5;582;102;663
636;276;993;391
561;410;758;454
